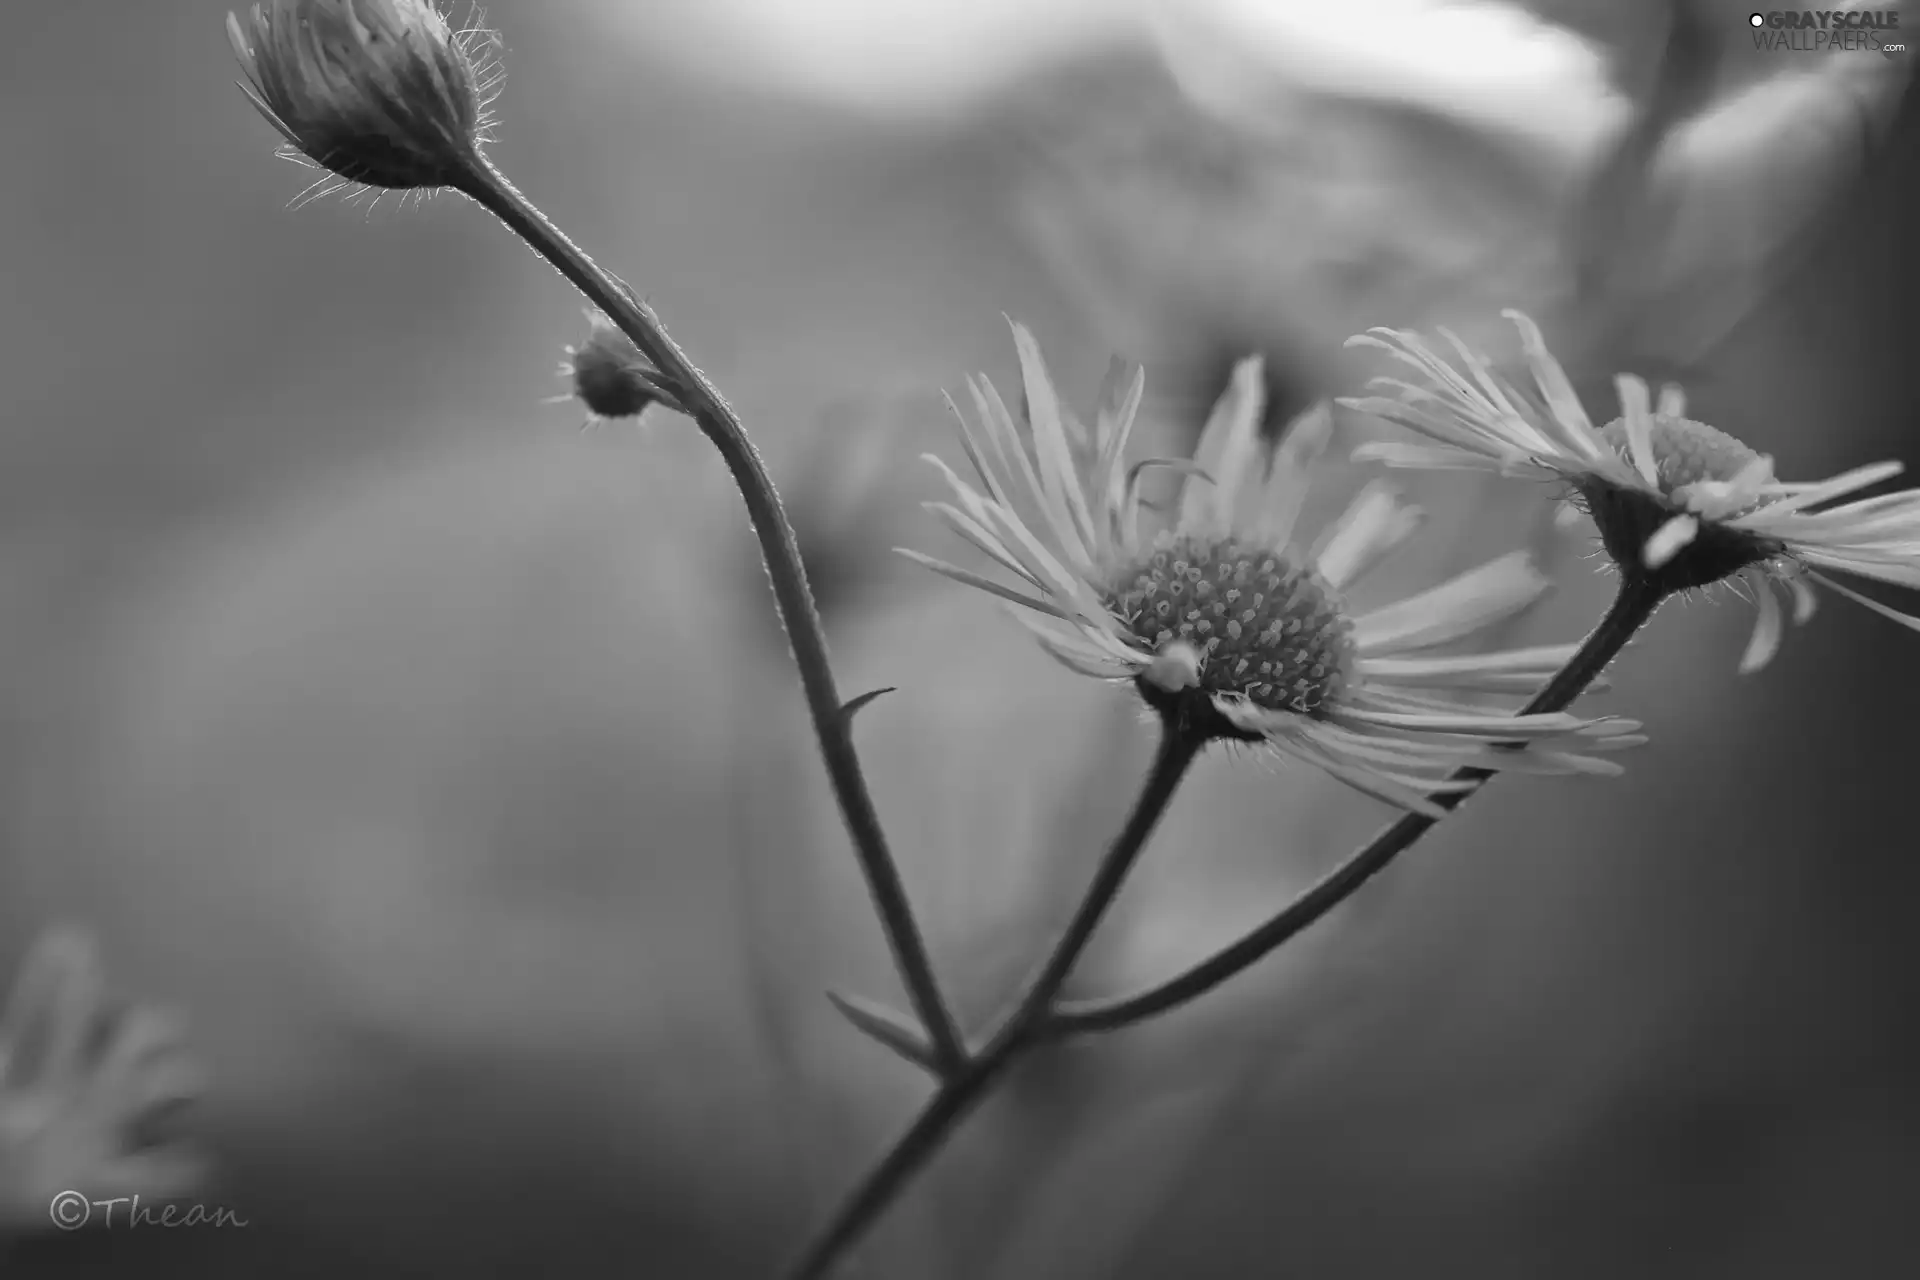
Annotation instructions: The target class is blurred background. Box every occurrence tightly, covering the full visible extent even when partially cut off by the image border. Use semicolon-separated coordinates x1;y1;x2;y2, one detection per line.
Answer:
1;0;1916;1275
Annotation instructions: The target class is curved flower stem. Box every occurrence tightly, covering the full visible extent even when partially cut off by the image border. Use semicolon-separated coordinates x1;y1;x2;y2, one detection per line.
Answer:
1042;572;1665;1038
453;156;966;1073
784;723;1205;1280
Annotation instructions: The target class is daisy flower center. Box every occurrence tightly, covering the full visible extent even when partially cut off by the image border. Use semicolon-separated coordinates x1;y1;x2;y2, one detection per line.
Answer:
1595;415;1764;494
1105;533;1356;716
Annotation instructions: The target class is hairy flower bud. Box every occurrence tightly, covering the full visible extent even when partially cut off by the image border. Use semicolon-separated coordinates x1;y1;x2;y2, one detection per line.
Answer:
227;0;501;191
558;312;687;425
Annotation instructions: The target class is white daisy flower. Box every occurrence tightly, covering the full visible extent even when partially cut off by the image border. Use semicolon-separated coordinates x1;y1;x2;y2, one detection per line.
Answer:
1343;310;1920;673
900;324;1642;818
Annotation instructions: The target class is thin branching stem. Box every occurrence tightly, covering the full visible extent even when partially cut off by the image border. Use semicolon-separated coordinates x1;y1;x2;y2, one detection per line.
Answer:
454;156;968;1073
785;722;1206;1280
1042;572;1666;1037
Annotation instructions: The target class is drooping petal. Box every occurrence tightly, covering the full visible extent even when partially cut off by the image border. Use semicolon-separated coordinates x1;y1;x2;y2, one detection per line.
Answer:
1739;570;1786;674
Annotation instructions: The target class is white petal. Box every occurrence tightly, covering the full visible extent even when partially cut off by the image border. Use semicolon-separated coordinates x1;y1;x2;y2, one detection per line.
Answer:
1349;438;1519;474
943;389;1019;514
1503;310;1608;464
1116;457;1205;552
1326;726;1629;777
1252;401;1334;548
1615;374;1661;488
1656;383;1687;419
1680;455;1777;520
921;454;1088;606
1090;362;1147;548
1335;707;1616;738
1352;551;1552;654
1005;609;1142;679
1347;379;1512;449
1793;549;1920;589
1805;570;1920;633
895;548;1072;619
1008;322;1098;565
1644;514;1700;569
1180;356;1266;533
963;377;1027;507
1273;724;1456;818
1741;460;1906;518
1362;642;1583;675
1437;327;1528;425
1788;573;1820;624
1739;573;1785;674
1766;501;1920;544
1313;481;1423;591
1371;329;1557;458
1089;356;1130;457
1359;644;1600;693
922;500;1042;587
975;375;1092;575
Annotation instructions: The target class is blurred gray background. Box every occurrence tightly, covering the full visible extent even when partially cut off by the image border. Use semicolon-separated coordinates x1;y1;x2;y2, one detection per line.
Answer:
1;0;1916;1275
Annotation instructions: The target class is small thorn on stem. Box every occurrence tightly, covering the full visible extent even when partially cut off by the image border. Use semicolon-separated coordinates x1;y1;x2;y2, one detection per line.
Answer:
826;991;947;1075
840;687;896;725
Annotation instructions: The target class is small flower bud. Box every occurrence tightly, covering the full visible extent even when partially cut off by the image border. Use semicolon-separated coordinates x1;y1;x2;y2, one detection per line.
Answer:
558;312;687;425
227;0;501;191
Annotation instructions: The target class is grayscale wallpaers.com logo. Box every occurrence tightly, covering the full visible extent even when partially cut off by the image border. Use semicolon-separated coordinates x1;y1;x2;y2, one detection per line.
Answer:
1748;10;1906;54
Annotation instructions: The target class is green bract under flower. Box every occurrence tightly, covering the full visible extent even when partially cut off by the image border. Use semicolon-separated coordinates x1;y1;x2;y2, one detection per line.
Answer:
901;323;1643;817
228;0;501;193
1343;311;1920;672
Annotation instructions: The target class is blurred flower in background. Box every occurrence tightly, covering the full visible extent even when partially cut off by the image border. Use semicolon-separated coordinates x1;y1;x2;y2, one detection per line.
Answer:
1;930;204;1233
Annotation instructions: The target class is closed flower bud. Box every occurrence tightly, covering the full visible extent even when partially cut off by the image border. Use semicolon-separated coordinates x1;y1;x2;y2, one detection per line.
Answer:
558;312;687;425
227;0;501;192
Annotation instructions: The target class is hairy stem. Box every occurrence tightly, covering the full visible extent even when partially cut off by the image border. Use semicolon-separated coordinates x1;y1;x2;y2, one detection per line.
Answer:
455;156;966;1072
1044;573;1665;1037
785;724;1205;1280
